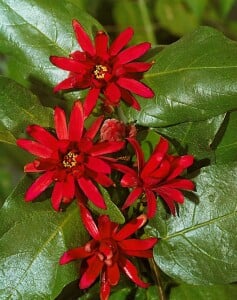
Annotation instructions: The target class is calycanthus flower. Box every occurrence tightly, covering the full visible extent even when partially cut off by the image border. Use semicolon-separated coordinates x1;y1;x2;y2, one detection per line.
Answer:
60;204;158;300
50;20;154;117
17;101;125;211
116;138;195;218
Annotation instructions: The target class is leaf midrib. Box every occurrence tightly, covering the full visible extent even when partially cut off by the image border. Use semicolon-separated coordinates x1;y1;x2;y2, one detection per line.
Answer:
145;65;237;79
163;209;237;240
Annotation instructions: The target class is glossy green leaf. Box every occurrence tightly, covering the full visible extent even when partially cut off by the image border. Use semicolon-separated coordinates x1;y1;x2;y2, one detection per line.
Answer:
215;111;237;163
149;162;237;284
157;114;225;161
170;284;237;300
88;185;125;224
0;0;102;91
128;27;237;127
0;176;88;299
0;76;53;144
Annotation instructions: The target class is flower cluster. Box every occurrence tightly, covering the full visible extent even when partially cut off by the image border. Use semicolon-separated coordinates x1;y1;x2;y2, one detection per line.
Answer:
17;20;195;299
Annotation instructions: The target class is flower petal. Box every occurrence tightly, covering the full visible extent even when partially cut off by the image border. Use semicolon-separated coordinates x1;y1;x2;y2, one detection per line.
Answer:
89;141;125;156
68;100;84;142
79;203;100;240
53;76;80;92
119;256;149;288
50;56;87;73
107;263;120;286
104;82;121;103
26;125;58;149
83;88;100;118
145;190;157;218
98;215;113;239
17;139;53;158
25;171;54;201
121;173;139;188
51;181;63;211
100;271;111;300
119;238;158;251
78;177;106;209
122;250;153;258
116;42;151;64
109;27;134;56
122;187;143;210
120;88;141;110
24;162;42;173
72;19;95;56
95;31;109;59
163;178;195;190
79;255;103;289
117;77;154;98
86;156;111;174
114;214;147;241
54;106;68;140
60;247;92;264
124;62;153;73
84;115;104;140
127;138;145;171
62;174;75;200
166;155;194;180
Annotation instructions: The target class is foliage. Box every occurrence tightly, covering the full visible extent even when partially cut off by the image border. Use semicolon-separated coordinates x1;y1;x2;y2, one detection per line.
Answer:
0;0;237;299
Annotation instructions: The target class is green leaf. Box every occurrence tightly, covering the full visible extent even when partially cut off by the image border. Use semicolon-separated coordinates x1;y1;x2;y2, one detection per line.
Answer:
215;111;237;163
88;185;125;224
113;0;157;44
157;114;225;161
170;284;237;300
155;0;199;36
0;176;88;299
0;0;102;93
149;162;237;284
0;76;53;144
219;0;235;17
128;27;237;127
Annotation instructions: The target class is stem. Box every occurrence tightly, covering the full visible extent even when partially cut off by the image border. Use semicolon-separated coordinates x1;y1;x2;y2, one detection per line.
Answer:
138;0;157;45
149;258;167;300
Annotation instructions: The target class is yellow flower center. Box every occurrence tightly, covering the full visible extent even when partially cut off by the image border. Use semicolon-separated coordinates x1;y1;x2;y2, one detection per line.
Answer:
93;64;108;79
62;151;78;168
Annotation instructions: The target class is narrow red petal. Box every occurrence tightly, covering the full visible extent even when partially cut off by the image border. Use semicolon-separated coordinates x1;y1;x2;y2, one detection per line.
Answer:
116;42;151;64
109;27;134;56
107;263;120;286
122;187;143;210
120;173;139;188
68;100;84;142
95;31;109;59
26;125;58;149
89;141;125;156
166;155;194;180
124;62;153;73
60;247;92;264
17;139;53;158
78;203;100;239
104;82;121;103
79;255;103;289
50;56;87;72
117;77;154;98
119;257;149;288
120;88;141;110
62;174;75;200
84;115;104;140
145;190;157;218
114;214;147;241
163;179;195;190
127;138;145;171
86;156;111;174
53;76;79;92
83;88;100;118
100;271;111;300
54;106;68;140
24;162;42;173
157;188;184;215
25;171;54;201
98;215;113;239
123;249;154;258
119;238;158;251
51;181;63;211
72;19;95;56
78;177;106;209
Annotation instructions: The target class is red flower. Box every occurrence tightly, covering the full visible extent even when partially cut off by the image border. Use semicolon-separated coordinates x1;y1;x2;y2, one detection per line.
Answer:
100;119;137;142
60;204;158;300
115;138;195;218
17;101;125;211
50;20;154;117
